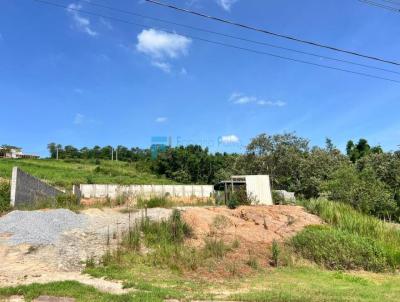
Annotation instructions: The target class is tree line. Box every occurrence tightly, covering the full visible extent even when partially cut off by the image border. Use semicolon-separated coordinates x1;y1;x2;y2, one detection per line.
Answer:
48;134;400;221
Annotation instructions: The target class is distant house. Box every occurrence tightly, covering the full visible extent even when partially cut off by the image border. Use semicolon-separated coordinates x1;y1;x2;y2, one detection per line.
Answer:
0;146;39;159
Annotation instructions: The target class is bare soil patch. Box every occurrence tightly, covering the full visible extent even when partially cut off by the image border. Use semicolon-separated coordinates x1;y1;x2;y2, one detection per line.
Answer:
182;205;322;279
0;207;172;292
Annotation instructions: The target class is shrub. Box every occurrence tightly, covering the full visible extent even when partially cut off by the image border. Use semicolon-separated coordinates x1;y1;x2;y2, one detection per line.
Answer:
302;199;400;246
203;238;231;258
139;209;192;246
56;193;81;209
137;196;170;209
0;180;10;213
271;240;280;267
272;191;285;205
323;166;398;221
292;225;390;272
227;187;254;209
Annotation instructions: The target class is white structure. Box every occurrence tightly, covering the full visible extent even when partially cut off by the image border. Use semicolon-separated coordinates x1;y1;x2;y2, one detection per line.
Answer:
0;147;39;159
215;175;273;205
232;175;273;205
79;184;214;200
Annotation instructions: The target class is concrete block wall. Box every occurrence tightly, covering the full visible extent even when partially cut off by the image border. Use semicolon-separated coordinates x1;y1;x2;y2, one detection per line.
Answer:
79;184;214;200
10;167;63;207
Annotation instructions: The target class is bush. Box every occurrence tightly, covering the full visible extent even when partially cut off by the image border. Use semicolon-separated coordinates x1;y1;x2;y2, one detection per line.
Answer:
140;209;192;245
227;187;253;209
298;199;400;271
203;238;231;258
323;166;398;221
137;196;170;209
271;240;280;267
302;199;400;245
0;180;10;213
292;225;390;272
272;191;285;205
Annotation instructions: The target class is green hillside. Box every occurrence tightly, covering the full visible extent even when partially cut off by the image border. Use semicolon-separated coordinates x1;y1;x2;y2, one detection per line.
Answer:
0;159;175;188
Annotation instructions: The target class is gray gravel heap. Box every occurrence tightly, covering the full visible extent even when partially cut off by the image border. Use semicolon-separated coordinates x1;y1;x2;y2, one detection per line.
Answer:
0;209;87;245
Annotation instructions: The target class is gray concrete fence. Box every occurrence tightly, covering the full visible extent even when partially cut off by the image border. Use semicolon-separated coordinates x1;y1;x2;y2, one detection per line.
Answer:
79;184;214;200
10;167;63;207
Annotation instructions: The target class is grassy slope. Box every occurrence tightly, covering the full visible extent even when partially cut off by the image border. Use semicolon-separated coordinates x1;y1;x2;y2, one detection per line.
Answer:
0;159;175;188
1;266;400;302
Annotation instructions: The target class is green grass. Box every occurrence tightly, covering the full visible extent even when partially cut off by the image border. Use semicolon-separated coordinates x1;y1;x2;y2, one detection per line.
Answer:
136;196;171;209
302;199;400;244
229;267;400;302
0;159;175;189
292;199;400;272
292;225;390;272
0;179;10;213
2;265;399;302
0;280;183;302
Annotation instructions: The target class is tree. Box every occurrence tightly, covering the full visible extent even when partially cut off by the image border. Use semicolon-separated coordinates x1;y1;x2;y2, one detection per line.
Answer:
244;133;309;190
47;143;62;159
323;165;398;221
346;138;382;162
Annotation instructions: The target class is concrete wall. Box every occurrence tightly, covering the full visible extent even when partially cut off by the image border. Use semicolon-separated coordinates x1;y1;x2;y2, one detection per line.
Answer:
80;184;214;199
10;167;63;207
244;175;273;205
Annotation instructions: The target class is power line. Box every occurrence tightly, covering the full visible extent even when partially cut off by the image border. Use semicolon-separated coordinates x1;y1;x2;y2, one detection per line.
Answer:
359;0;400;11
375;0;400;6
70;0;400;75
145;0;400;67
32;0;400;84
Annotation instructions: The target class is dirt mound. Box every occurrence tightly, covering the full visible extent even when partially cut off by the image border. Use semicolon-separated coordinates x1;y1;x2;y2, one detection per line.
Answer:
182;205;322;278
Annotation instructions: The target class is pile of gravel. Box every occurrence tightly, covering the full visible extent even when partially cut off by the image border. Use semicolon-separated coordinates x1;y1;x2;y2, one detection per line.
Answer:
0;209;87;245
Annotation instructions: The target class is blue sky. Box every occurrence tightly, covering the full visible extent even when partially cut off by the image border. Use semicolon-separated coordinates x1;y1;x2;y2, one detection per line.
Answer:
1;0;400;157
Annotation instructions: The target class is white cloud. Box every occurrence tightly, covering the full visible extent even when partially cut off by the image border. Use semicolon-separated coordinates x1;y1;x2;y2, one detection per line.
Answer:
73;88;83;94
257;100;286;107
230;92;286;107
216;0;238;11
136;29;191;59
151;61;172;73
67;3;98;37
73;113;85;125
220;135;240;144
155;117;168;123
136;29;191;73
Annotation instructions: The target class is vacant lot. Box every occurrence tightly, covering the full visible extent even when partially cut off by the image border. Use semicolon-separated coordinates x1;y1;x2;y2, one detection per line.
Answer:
0;204;399;301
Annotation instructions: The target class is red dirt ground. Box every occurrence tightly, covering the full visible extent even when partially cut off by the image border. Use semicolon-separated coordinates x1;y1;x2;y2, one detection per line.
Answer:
182;205;322;279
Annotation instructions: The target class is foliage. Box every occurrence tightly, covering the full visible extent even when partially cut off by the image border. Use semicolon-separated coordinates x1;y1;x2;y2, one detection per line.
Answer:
292;225;391;272
0;179;10;213
297;199;400;271
346;139;383;163
237;133;348;199
47;143;150;162
271;240;281;267
357;152;400;213
226;187;253;209
152;145;235;184
272;190;286;205
137;196;170;209
302;199;400;245
203;238;231;258
323;165;398;220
